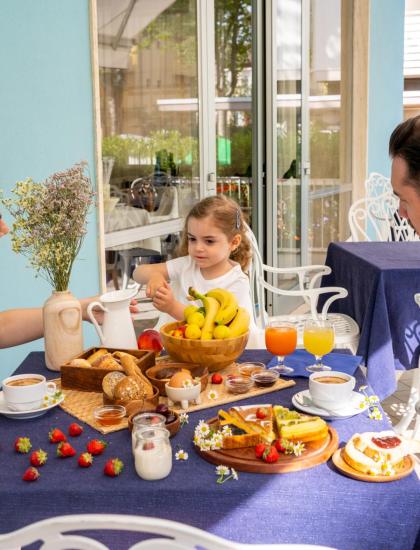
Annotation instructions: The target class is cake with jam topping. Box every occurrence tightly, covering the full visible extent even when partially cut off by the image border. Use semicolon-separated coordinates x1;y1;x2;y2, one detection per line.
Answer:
342;431;407;475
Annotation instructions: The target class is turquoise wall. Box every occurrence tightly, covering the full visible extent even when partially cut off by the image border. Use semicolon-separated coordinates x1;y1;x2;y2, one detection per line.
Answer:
367;0;405;178
0;0;100;376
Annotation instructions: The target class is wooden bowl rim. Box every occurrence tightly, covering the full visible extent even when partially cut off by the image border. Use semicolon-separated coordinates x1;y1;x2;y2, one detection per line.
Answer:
146;363;208;381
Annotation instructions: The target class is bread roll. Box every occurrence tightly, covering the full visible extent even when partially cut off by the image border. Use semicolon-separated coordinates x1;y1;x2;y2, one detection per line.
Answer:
114;376;144;401
102;371;126;400
68;358;91;368
87;348;108;365
119;352;154;398
92;353;123;371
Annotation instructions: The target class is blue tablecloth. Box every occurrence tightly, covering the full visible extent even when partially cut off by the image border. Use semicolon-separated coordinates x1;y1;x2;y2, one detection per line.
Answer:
320;241;420;400
266;349;362;377
0;351;419;550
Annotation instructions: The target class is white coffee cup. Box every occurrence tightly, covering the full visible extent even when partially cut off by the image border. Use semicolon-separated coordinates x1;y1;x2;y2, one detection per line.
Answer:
2;374;57;411
309;371;355;410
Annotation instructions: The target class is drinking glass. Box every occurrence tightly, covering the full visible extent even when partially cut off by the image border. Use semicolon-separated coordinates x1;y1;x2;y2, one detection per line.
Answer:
265;321;297;374
303;319;335;372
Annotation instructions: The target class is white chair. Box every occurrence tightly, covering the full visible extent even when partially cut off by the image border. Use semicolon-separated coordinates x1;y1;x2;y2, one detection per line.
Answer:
0;514;337;550
394;293;420;439
246;226;360;354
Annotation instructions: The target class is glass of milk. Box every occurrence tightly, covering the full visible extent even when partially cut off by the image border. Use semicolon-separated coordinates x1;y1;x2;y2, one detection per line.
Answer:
133;427;172;481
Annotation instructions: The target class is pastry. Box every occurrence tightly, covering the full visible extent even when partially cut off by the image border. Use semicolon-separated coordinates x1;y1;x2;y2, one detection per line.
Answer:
342;431;407;475
68;358;91;368
218;409;263;448
273;405;328;442
86;348;108;365
229;405;275;443
92;353;123;371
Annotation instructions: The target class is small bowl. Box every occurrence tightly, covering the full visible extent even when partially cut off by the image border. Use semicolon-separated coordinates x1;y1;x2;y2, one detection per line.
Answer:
165;381;201;410
238;362;267;377
93;405;126;426
251;370;279;387
146;363;208;396
225;376;254;394
128;409;180;438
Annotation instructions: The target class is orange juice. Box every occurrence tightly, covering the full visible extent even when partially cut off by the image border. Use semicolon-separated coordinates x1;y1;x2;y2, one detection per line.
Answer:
265;326;297;356
303;327;334;357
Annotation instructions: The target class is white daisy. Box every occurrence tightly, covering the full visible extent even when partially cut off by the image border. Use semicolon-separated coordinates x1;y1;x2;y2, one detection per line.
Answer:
179;413;189;426
195;420;210;437
368;395;380;404
230;468;239;480
175;449;189;461
369;407;383;421
207;389;218;400
183;379;193;388
221;425;232;436
216;465;230;477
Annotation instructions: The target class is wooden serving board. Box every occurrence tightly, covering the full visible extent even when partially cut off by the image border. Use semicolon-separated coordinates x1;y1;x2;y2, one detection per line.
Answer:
195;417;339;474
332;448;415;482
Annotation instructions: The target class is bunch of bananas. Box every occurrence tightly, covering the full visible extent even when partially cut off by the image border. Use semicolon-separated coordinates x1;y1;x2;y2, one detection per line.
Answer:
177;287;250;340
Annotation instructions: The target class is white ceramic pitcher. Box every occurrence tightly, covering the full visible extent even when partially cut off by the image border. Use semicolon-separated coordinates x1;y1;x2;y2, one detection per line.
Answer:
87;289;137;349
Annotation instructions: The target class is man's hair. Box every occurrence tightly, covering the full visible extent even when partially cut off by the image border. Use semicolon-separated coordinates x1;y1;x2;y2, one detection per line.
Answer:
389;115;420;186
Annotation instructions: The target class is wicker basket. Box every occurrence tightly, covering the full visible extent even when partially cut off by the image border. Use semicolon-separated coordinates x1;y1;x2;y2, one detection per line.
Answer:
160;322;249;372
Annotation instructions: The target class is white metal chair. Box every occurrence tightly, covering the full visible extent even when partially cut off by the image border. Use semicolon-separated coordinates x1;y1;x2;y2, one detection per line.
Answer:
0;514;337;550
246;226;359;354
394;293;420;439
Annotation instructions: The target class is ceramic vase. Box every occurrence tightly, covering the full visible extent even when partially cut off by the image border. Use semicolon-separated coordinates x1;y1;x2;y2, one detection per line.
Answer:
43;290;83;371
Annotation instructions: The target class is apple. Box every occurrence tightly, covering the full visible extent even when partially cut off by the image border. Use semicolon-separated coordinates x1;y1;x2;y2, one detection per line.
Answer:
137;329;163;354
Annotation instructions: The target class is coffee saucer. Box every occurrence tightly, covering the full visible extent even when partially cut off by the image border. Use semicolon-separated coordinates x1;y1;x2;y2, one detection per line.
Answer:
292;390;366;420
0;391;64;420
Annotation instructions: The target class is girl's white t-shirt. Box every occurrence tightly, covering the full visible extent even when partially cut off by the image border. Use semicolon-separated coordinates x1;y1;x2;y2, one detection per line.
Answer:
154;255;256;336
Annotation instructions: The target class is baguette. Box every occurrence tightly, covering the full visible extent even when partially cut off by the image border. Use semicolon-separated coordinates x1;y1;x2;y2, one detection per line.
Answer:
86;348;108;365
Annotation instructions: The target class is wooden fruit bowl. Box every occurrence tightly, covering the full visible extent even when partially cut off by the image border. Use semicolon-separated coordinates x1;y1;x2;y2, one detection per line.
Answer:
160;322;249;372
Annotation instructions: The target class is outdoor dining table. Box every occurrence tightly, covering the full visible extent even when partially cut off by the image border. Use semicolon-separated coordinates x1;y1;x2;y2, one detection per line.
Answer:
0;350;419;550
320;241;420;400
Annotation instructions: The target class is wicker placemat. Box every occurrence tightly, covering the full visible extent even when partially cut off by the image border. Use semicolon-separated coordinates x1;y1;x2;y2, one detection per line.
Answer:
57;364;295;434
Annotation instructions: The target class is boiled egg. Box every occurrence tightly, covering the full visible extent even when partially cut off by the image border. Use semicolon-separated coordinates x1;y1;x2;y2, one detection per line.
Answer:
169;371;193;388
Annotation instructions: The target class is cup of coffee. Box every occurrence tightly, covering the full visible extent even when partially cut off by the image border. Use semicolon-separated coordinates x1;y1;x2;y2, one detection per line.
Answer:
2;374;57;411
309;371;355;410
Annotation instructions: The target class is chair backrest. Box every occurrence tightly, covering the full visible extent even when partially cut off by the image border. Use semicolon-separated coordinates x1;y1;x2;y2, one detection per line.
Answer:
364;172;392;196
151;186;179;220
348;191;419;242
0;513;337;550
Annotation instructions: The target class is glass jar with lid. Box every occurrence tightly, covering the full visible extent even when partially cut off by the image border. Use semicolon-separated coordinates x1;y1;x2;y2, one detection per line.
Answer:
133;426;172;480
131;412;166;451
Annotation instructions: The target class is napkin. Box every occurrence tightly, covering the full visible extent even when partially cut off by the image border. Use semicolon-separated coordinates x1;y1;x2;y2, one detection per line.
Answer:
266;349;362;378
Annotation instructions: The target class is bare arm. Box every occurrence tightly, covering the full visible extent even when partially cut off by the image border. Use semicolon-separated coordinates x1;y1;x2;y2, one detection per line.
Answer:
0;308;44;348
133;263;169;297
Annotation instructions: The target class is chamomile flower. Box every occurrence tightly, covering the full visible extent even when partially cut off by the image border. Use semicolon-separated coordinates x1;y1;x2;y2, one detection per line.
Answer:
368;395;380;404
207;389;218;400
195;420;210;437
221;425;233;437
183;379;193;388
368;407;383;420
230;468;239;480
216;465;230;477
179;413;189;426
292;442;305;457
175;449;188;461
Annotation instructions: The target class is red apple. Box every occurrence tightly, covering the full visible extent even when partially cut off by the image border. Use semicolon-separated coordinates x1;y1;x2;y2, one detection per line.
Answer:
137;329;163;353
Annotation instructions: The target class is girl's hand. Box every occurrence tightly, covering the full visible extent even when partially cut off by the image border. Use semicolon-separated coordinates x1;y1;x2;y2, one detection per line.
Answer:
152;282;176;314
147;274;167;298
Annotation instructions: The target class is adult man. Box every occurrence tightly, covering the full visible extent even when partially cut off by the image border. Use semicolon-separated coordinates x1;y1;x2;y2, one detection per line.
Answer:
389;115;420;234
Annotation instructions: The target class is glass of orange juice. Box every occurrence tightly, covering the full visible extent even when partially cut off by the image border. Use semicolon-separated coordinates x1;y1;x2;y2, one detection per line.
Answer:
303;319;335;372
265;321;297;374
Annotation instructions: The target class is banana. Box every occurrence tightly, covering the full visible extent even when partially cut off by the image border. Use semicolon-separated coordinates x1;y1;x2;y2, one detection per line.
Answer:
206;288;238;325
188;287;220;340
228;307;250;337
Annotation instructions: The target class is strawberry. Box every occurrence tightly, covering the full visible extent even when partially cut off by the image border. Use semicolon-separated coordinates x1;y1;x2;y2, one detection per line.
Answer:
30;449;48;467
68;423;83;437
274;439;287;453
57;441;76;458
104;457;124;477
78;452;93;468
49;427;67;443
255;443;268;459
256;407;268;420
22;467;40;481
262;445;279;463
15;437;32;454
211;373;223;384
86;439;107;456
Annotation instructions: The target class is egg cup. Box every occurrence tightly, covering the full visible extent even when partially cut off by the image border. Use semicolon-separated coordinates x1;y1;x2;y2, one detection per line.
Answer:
165;381;202;410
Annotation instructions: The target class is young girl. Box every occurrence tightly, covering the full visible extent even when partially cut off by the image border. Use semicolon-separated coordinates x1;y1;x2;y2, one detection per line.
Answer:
133;195;256;334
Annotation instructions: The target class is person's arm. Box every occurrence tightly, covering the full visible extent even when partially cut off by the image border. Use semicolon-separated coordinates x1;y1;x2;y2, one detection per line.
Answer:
0;308;44;348
152;281;186;320
133;262;169;297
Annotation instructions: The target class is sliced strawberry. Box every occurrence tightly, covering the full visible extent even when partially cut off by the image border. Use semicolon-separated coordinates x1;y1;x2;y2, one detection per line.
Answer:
86;439;107;456
57;441;76;458
256;407;268;420
262;445;279;463
68;423;83;437
30;449;48;467
78;452;93;468
22;467;40;481
49;428;67;443
104;457;124;477
255;443;267;459
15;437;32;454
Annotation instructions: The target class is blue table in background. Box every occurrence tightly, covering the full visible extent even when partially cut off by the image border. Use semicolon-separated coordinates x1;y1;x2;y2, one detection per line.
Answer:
320;241;420;400
0;350;419;550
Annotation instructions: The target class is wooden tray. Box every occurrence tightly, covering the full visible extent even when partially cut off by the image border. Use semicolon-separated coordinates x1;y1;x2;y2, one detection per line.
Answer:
195;417;339;473
332;448;415;482
60;347;155;392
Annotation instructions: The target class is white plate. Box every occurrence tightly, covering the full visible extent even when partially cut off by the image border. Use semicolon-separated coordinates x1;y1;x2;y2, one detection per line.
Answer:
292;389;367;420
0;391;64;420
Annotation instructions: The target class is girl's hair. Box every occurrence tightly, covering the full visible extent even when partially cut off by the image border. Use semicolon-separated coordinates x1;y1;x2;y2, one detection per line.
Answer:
177;195;252;271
